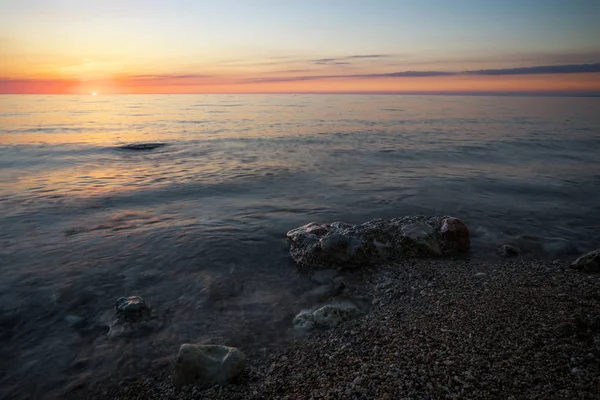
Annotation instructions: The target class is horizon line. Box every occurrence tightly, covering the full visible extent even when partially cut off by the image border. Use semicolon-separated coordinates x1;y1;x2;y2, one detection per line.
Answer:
1;91;599;97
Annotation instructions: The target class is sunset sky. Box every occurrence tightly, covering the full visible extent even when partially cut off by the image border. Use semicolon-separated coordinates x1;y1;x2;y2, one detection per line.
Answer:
1;0;599;94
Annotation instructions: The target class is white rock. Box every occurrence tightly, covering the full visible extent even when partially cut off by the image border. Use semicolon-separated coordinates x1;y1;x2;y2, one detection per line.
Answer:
293;310;316;331
293;303;361;330
312;302;361;328
171;344;246;387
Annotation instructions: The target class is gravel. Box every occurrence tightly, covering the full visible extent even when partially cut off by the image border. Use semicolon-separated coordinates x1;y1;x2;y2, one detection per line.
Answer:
71;259;600;399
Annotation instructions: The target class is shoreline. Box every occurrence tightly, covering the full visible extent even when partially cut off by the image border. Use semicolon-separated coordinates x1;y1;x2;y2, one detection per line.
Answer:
76;257;599;399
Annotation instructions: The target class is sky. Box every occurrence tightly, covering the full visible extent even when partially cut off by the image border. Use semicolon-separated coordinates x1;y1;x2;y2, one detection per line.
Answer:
1;0;599;94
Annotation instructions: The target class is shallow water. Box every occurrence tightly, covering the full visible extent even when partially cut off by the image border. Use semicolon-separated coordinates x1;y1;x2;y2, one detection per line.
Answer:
1;94;600;398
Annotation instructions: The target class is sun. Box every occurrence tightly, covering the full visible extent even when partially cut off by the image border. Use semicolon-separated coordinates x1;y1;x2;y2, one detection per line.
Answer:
91;92;97;96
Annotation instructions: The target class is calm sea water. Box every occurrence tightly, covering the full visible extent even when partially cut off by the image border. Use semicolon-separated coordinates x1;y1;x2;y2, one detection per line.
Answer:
1;94;600;398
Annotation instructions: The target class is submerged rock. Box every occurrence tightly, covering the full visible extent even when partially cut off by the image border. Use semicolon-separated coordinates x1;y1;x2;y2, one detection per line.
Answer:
498;244;521;257
118;143;166;151
115;296;150;323
570;248;600;273
287;216;470;269
172;344;246;387
293;302;362;331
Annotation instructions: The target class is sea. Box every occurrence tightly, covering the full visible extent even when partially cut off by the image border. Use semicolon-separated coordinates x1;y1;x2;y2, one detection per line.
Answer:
1;94;599;398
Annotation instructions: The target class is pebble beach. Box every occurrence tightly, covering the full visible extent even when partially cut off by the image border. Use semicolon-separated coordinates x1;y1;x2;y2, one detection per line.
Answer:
85;257;600;399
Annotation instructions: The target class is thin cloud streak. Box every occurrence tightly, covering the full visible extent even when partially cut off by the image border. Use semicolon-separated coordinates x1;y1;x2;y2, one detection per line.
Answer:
467;63;600;75
128;74;213;80
347;54;392;59
310;54;392;65
248;63;600;83
2;63;599;93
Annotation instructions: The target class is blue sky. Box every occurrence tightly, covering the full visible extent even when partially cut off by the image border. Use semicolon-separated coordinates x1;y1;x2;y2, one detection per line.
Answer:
1;0;599;93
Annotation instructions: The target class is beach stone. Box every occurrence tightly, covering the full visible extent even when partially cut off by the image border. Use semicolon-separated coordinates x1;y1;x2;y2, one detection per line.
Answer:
498;244;521;257
312;303;361;328
172;344;246;387
570;248;600;273
439;217;470;253
287;216;469;269
319;233;355;262
293;303;361;330
292;310;316;331
402;222;441;256
115;296;150;323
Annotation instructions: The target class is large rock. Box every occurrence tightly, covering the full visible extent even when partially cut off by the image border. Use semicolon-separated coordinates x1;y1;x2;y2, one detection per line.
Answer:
313;303;362;328
293;302;361;331
287;216;469;269
570;248;600;273
115;296;150;323
438;217;470;253
172;344;246;387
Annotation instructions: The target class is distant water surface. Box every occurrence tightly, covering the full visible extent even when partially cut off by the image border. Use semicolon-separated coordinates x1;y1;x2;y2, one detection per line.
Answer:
1;94;599;398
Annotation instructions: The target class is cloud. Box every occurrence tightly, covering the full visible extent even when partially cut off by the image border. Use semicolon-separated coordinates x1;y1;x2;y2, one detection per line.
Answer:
362;71;455;77
311;58;351;65
248;63;600;84
347;54;391;59
467;63;600;75
2;62;599;93
128;73;212;80
310;54;392;65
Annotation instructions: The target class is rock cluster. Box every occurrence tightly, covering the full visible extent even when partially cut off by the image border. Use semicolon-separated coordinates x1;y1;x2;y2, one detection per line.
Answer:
287;216;470;269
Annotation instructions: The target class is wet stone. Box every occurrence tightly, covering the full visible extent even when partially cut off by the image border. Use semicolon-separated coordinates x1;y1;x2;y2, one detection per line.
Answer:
570;248;600;273
115;296;150;323
172;344;246;387
498;244;521;257
118;143;166;151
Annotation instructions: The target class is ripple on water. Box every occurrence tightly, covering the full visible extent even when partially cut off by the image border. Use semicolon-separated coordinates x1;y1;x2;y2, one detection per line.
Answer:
1;94;600;399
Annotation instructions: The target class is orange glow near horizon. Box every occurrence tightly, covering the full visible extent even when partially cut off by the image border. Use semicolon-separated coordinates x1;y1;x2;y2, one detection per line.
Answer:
1;1;598;95
2;72;600;94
